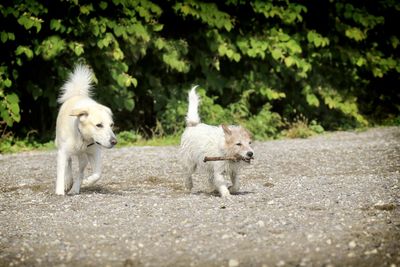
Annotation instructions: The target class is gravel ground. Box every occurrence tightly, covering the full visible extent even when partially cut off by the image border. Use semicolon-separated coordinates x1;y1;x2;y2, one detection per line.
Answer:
0;127;399;267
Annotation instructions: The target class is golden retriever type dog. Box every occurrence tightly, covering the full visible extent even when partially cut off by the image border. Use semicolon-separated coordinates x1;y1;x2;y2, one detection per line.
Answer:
180;86;254;197
55;64;117;195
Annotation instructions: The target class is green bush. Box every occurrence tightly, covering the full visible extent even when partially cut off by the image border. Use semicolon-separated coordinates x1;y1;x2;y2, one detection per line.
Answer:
244;104;283;140
116;130;143;147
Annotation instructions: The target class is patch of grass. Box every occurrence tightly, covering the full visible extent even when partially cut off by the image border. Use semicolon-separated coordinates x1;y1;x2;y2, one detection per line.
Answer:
132;135;180;146
282;116;324;139
0;131;180;154
0;135;55;154
115;130;143;147
382;115;400;126
116;130;180;147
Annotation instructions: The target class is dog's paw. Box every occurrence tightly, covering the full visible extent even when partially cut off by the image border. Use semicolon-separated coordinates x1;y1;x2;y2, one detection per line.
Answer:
82;174;101;186
55;190;66;196
219;187;231;198
82;179;91;186
67;187;80;195
185;180;193;191
228;185;240;194
82;178;97;187
65;180;73;192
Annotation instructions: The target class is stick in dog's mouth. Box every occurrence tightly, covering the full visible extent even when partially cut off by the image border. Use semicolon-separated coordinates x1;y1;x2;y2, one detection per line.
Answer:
203;155;254;163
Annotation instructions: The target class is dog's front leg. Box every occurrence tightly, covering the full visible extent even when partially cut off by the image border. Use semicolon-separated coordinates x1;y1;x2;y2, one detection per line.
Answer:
83;148;102;186
65;157;73;192
212;171;230;198
56;149;68;195
69;154;88;195
228;169;240;194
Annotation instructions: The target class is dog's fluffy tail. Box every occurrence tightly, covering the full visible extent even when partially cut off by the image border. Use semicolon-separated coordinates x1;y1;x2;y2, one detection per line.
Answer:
58;64;94;104
186;85;200;127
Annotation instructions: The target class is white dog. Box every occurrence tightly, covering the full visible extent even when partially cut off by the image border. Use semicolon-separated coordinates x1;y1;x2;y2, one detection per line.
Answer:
180;86;254;197
55;64;117;195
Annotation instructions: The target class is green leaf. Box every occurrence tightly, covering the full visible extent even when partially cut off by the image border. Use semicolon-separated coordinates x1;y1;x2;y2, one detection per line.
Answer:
8;32;15;41
50;19;61;31
1;110;11;126
284;56;295;67
218;45;228;56
4;79;12;87
307;31;315;43
306;93;320;107
17;16;34;30
132;78;138;87
1;32;8;43
153;24;164;32
15;46;34;59
271;48;282;60
154;38;166;49
356;57;366;67
10;102;20;114
17;14;43;33
73;44;84;56
99;2;108;10
233;53;241;62
112;48;124;60
391;36;399;49
345;27;366;41
80;4;93;15
6;93;19;104
124;98;135;111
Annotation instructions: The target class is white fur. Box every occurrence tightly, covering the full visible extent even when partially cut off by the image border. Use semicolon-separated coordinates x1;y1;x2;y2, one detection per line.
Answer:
55;64;117;195
186;85;200;126
58;64;93;104
180;86;254;197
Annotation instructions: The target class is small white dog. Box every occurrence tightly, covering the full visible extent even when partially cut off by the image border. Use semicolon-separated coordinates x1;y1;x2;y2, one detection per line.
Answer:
180;86;254;197
55;64;117;195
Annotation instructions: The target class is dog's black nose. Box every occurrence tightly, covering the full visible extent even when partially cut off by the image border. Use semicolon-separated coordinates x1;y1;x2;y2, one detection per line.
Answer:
110;138;117;146
246;151;253;158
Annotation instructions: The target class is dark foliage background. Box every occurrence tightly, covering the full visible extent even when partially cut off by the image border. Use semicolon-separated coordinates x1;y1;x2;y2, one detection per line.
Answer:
1;0;399;142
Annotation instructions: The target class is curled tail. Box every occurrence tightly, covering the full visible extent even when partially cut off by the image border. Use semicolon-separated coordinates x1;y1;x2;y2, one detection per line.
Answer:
186;85;200;127
58;64;94;104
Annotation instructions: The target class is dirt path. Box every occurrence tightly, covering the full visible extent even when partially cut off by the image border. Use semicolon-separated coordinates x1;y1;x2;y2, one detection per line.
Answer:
0;127;399;267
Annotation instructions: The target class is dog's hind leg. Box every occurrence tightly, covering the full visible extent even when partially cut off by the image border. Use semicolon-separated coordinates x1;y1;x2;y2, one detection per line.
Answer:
82;148;102;186
184;163;196;191
69;154;88;195
56;150;68;195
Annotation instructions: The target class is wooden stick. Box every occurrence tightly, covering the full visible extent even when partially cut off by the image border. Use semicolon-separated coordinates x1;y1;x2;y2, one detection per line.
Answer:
203;156;240;162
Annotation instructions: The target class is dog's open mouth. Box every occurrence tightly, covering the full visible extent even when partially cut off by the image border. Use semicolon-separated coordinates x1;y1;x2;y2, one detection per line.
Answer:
234;155;253;163
242;157;253;163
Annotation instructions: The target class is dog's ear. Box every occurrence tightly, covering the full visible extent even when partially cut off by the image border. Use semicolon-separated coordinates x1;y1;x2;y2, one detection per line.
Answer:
240;126;253;139
221;124;232;136
70;108;88;120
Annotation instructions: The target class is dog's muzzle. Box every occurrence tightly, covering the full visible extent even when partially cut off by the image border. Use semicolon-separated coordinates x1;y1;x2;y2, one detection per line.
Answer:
234;152;254;163
243;151;254;163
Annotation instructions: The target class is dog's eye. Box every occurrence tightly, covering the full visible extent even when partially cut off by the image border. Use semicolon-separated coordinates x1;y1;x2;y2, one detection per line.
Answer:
249;141;252;145
110;123;114;128
236;142;242;146
96;123;104;128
